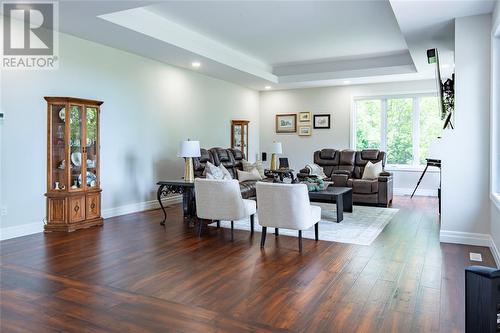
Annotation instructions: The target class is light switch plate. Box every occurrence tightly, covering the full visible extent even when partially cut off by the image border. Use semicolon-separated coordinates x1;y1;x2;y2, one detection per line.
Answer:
469;252;483;262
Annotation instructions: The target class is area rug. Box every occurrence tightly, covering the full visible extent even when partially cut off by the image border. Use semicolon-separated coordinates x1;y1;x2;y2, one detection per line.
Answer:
209;203;399;246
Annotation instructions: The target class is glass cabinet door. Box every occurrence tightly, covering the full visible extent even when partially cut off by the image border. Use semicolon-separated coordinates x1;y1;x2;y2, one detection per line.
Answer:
50;104;67;191
85;106;99;189
243;124;248;158
69;105;85;191
233;124;242;149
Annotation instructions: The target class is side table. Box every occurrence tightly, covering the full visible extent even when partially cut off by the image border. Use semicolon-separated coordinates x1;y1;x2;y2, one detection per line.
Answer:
156;180;196;226
264;169;295;182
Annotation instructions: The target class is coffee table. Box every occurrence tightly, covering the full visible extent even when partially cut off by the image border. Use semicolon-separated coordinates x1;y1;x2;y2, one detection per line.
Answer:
308;186;353;222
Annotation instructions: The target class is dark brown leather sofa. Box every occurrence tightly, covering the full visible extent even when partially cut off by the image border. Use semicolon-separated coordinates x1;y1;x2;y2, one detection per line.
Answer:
299;149;393;207
193;147;260;199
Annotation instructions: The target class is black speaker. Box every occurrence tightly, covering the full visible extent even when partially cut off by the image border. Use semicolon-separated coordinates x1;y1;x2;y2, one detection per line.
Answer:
279;158;289;169
465;266;500;333
262;152;267;161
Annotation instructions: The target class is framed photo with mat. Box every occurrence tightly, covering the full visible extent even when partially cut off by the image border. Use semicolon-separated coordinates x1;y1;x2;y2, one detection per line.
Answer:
313;114;331;129
276;114;297;133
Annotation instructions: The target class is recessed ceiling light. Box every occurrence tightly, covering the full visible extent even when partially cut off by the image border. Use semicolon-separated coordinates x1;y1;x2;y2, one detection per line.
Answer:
264;86;272;90
191;62;201;68
343;80;351;85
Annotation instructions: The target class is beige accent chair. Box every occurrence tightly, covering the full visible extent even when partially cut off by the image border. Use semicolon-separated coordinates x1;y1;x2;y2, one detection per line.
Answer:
194;178;256;238
256;182;321;251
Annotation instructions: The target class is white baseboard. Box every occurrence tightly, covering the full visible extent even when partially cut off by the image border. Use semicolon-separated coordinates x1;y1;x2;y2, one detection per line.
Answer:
102;195;182;218
0;221;44;241
440;230;492;247
0;196;182;241
394;187;438;197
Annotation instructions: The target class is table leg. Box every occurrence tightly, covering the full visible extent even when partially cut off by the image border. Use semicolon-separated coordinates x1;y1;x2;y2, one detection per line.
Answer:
344;191;353;213
336;194;344;223
185;188;196;228
157;185;167;225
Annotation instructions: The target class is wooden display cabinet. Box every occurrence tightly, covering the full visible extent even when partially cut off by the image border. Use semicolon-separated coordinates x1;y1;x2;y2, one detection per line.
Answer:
231;120;249;158
44;97;103;232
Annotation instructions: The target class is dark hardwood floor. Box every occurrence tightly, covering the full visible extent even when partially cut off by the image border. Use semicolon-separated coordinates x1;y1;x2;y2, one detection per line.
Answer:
0;196;496;332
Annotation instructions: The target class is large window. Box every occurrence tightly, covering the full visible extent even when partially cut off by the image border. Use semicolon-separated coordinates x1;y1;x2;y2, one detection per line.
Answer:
354;95;442;167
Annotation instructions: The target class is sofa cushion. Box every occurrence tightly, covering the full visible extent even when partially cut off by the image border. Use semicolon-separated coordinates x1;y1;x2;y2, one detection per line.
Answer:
314;150;339;167
239;181;257;199
194;149;214;177
351;179;379;194
237;168;262;182
339;150;356;165
320;149;337;160
242;159;265;178
361;149;380;160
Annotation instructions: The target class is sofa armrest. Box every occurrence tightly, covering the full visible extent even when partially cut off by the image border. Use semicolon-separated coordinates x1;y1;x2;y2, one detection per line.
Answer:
378;171;393;182
331;174;348;187
299;167;310;175
297;173;317;180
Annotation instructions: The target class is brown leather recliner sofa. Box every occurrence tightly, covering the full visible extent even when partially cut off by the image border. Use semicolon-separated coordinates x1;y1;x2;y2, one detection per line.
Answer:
193;147;262;199
299;149;393;207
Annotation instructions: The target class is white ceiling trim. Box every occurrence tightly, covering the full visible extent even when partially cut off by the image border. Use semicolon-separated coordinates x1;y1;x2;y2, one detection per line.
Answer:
99;7;278;83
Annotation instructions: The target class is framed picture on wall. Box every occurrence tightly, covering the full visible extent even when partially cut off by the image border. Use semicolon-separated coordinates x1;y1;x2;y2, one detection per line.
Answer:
313;114;331;129
298;125;312;136
276;114;297;133
298;111;311;122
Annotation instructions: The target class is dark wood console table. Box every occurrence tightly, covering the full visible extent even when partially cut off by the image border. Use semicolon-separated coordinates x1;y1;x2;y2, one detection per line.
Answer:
156;180;195;225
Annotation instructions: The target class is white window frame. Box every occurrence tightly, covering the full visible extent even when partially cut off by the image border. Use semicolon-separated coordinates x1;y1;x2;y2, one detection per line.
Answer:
491;27;500;209
351;93;439;172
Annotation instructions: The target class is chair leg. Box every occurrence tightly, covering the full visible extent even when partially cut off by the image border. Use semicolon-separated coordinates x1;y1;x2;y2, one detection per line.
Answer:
275;228;279;236
315;222;319;241
250;215;255;234
260;227;267;247
197;219;203;237
216;220;220;228
298;230;303;252
231;221;234;240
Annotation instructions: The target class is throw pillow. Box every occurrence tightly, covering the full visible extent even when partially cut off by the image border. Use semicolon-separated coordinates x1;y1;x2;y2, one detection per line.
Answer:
305;163;328;180
237;168;262;182
242;159;265;178
204;162;232;180
219;164;233;180
362;161;383;179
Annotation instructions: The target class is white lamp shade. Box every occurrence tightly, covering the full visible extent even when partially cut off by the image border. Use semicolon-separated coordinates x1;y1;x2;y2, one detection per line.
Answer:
178;140;201;157
271;142;282;154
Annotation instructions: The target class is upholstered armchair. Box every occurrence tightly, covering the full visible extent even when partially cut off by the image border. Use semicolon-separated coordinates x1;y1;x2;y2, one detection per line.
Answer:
256;182;321;251
194;179;256;238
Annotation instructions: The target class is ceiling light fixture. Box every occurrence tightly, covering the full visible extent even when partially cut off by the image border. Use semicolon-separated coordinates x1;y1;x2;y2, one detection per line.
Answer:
343;80;351;85
264;86;272;90
191;62;201;68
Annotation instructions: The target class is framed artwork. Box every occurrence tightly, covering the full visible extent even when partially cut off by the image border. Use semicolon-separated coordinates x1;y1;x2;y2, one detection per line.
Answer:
313;114;331;129
298;125;312;136
299;111;311;122
275;114;297;133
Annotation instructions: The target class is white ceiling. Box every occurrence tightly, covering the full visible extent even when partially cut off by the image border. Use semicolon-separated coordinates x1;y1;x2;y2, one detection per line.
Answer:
53;0;497;91
146;1;408;66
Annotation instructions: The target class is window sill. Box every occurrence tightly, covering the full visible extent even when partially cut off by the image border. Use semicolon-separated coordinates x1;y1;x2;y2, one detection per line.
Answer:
385;165;440;173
